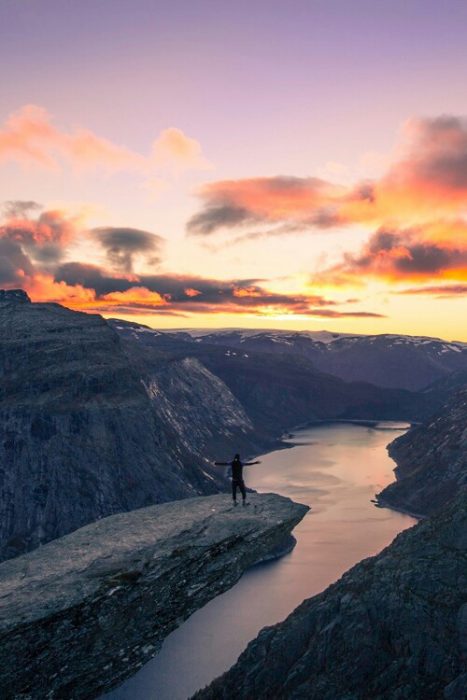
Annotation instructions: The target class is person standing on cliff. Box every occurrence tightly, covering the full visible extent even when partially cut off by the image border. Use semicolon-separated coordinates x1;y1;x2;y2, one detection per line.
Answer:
214;454;261;506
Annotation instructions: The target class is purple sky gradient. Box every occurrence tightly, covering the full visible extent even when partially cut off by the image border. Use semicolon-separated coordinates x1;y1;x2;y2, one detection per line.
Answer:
3;0;467;175
1;0;466;337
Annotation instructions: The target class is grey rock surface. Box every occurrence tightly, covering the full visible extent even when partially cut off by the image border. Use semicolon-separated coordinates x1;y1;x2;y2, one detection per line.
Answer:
378;387;467;516
194;490;467;700
0;292;259;561
0;492;308;699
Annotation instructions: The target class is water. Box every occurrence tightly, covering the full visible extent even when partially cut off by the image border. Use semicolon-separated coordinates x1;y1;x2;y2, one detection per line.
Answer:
105;422;416;700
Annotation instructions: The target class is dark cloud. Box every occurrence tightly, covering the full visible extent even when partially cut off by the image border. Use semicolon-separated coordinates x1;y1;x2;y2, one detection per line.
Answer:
392;116;467;191
93;227;164;272
186;176;345;237
187;205;258;236
53;261;384;317
2;200;42;219
303;309;385;318
55;263;135;295
398;284;467;297
56;265;314;307
392;243;455;274
321;225;467;282
139;274;265;302
0;239;34;284
0;207;76;265
349;181;375;203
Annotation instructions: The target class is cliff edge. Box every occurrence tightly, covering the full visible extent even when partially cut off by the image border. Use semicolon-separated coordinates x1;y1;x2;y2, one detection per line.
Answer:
0;492;308;699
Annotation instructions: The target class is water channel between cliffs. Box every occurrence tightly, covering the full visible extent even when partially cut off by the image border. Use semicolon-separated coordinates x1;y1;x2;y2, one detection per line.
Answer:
104;422;417;700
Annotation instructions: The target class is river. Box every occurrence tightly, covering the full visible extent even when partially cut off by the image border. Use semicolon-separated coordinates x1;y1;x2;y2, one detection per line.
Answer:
105;421;417;700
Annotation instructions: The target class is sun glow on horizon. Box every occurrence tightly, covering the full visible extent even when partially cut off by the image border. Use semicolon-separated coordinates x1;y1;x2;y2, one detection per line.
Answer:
1;2;466;341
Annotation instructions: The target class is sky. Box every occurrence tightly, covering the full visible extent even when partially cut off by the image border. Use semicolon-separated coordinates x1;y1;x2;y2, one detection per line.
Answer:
1;0;466;339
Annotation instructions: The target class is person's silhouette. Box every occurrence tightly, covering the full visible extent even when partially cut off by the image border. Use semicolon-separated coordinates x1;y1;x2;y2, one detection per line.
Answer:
214;453;261;506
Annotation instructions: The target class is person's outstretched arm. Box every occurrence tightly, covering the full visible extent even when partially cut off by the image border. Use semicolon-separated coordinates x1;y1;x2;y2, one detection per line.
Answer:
243;460;261;466
214;461;229;466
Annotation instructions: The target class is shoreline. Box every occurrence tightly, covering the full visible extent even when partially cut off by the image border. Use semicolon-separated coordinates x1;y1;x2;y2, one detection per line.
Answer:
244;417;416;467
373;496;425;520
254;420;420;524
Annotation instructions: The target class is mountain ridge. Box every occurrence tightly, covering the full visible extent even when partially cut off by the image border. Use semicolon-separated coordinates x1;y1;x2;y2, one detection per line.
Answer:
138;326;467;391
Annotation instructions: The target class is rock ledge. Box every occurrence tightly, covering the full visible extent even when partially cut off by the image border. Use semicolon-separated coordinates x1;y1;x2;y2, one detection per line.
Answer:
0;492;308;699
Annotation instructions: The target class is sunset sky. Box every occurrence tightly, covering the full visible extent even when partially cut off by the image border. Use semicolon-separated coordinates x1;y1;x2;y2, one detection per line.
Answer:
1;0;466;340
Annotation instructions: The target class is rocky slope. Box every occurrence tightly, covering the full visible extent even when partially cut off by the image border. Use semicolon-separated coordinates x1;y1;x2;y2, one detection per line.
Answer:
195;490;467;700
0;291;258;561
377;387;467;516
110;321;422;435
170;328;467;391
0;492;308;700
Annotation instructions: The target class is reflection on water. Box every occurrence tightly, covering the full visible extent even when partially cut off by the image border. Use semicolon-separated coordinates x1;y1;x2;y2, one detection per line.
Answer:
104;423;416;700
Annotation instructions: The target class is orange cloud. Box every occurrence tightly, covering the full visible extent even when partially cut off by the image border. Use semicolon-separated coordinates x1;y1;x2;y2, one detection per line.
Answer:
188;115;467;238
4;208;77;249
0;105;210;176
3;251;383;318
99;287;167;307
152;128;212;171
22;273;96;304
0;203;80;280
0;105;142;172
316;222;467;286
186;115;467;296
233;286;263;297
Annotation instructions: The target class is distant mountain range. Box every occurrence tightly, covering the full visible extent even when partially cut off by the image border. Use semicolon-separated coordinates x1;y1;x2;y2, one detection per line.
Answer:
110;320;426;434
147;327;467;391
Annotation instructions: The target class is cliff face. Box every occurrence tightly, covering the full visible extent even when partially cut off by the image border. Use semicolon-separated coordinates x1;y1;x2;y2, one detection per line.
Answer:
195;491;467;700
377;387;467;515
0;492;308;700
127;345;262;457
0;292;258;561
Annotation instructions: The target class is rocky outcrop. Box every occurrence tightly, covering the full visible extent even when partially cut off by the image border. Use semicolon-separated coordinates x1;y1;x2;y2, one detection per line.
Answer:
194;490;467;700
0;492;308;700
125;345;262;458
377;387;467;516
0;292;260;561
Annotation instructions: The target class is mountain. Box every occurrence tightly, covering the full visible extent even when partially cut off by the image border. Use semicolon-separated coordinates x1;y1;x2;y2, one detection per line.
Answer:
377;386;467;516
0;291;258;561
110;321;423;435
194;490;467;700
0;493;308;700
167;328;467;391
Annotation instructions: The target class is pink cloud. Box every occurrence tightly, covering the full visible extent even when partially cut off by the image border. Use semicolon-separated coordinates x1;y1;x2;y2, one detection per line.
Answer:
152;128;212;171
0;105;209;175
